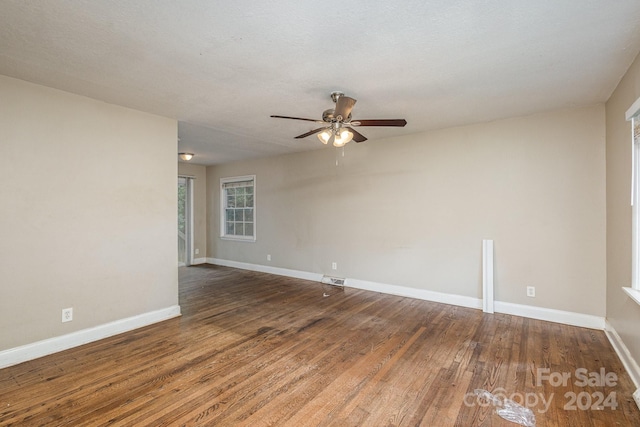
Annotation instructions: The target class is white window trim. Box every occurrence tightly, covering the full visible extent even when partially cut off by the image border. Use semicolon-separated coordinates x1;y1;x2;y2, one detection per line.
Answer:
625;97;640;304
623;287;640;306
220;175;256;242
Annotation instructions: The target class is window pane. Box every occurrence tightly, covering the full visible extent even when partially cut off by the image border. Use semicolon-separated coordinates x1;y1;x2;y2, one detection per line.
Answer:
226;209;234;221
237;188;245;207
236;209;244;221
246;186;253;195
244;208;253;221
227;195;235;208
236;194;246;208
235;223;244;236
226;222;234;235
246;194;254;208
245;223;253;236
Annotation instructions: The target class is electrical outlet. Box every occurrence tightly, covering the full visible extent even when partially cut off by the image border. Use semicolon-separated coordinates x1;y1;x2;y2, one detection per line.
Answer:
267;254;271;261
62;308;73;323
195;248;199;255
526;286;536;297
332;262;337;270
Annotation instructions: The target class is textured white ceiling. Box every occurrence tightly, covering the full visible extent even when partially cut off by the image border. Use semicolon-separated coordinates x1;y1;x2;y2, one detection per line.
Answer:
2;0;640;165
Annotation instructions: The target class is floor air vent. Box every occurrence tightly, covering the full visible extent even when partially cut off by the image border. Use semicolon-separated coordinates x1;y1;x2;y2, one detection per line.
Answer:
320;275;345;287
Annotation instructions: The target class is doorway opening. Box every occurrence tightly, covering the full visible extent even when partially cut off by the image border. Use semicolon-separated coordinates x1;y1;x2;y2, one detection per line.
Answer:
178;176;193;266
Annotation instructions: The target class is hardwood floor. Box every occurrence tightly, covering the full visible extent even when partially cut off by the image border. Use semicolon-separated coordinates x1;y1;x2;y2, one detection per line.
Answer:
1;264;639;426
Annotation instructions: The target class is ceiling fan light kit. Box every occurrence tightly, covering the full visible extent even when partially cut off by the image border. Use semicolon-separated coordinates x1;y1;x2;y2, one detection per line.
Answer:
317;126;354;147
271;91;407;147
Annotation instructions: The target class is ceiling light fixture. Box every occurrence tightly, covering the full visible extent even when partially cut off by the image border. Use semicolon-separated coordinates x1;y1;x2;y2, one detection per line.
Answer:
333;129;353;147
318;129;332;144
317;126;353;147
179;153;194;161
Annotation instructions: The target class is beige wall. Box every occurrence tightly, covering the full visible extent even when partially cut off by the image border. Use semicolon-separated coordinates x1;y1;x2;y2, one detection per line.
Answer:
208;105;607;316
606;52;640;361
0;75;178;350
178;162;207;260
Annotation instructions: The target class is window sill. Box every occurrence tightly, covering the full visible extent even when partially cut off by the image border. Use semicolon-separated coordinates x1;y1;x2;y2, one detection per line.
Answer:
623;287;640;307
220;236;256;243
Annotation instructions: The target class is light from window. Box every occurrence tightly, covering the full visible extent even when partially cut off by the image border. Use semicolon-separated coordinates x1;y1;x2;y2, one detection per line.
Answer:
628;96;640;290
633;117;640;290
220;175;255;241
624;99;640;303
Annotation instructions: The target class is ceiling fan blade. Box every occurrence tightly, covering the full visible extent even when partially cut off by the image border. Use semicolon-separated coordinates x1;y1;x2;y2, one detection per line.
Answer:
294;127;327;139
348;127;367;143
351;119;407;127
271;115;322;123
334;96;356;121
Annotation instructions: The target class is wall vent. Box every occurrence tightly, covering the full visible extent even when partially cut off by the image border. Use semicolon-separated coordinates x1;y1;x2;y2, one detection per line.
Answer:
321;275;345;287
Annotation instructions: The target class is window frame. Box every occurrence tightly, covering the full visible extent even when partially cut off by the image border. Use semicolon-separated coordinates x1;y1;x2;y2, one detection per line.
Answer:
625;97;640;304
220;175;256;242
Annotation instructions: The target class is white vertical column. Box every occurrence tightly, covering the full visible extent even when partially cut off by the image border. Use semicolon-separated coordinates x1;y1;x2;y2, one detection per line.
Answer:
482;239;494;314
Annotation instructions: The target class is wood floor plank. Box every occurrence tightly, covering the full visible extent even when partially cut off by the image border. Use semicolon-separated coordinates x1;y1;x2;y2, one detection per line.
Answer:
1;264;639;426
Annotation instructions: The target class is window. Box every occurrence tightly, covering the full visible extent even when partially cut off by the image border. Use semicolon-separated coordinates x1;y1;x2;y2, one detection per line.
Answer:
625;98;640;304
633;116;640;290
220;175;255;241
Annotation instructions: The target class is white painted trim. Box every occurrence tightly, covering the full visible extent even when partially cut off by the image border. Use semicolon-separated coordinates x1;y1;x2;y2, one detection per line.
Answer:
206;259;603;329
207;258;478;307
0;305;181;369
623;287;640;307
482;239;494;314
348;280;604;329
346;277;482;310
494;301;604;329
188;177;194;265
625;96;640;121
605;320;640;388
207;258;322;282
191;257;207;265
633;135;640;286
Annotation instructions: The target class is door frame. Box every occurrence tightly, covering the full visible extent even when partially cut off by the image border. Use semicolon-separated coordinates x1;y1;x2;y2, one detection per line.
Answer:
178;175;194;267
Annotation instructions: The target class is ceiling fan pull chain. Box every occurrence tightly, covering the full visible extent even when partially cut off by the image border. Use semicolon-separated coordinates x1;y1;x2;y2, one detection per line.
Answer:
335;145;346;167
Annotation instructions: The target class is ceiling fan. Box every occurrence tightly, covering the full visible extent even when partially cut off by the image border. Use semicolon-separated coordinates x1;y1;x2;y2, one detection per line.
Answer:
271;91;407;147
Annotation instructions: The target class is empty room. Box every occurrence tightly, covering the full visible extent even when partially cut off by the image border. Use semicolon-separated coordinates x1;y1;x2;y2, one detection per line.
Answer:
3;1;640;426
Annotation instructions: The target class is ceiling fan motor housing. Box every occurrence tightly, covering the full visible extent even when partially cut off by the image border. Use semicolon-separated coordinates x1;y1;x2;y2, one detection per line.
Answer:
322;109;351;123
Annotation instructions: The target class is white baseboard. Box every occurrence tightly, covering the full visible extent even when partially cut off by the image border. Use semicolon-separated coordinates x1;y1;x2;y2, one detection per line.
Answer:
495;301;605;330
346;277;483;310
0;305;181;369
207;258;322;282
605;320;640;388
178;258;206;266
205;258;604;330
347;279;604;328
